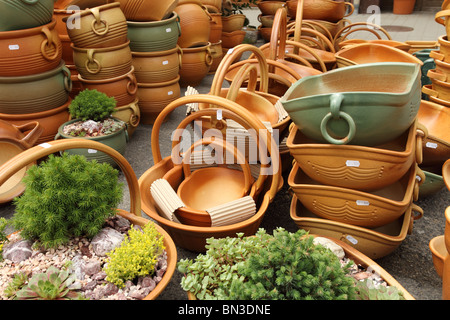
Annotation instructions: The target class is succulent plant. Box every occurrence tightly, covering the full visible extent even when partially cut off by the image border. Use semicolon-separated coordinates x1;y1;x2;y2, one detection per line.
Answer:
355;278;406;300
15;266;84;300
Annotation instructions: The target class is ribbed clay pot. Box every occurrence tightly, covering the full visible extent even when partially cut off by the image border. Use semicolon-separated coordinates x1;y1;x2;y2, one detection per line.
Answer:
208;40;223;73
113;0;179;21
179;43;213;87
174;0;211;48
0;0;55;31
222;13;246;32
113;98;140;136
132;46;182;83
72;40;132;80
54;8;74;65
137;76;181;124
127;12;181;52
66;64;82;99
209;12;223;43
0;61;71;114
64;2;128;48
258;14;275;27
221;30;246;48
78;67;138;107
258;0;286;15
0;99;70;145
0;19;62;77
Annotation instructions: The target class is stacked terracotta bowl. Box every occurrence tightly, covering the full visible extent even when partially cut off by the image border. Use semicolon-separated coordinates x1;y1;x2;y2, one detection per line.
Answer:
120;0;181;124
281;62;426;260
201;0;224;74
0;0;72;145
257;0;286;42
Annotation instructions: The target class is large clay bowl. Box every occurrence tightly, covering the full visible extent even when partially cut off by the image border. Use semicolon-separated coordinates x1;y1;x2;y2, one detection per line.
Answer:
417;100;450;167
419;165;446;198
132;46;181;83
0;0;55;31
288;0;354;22
0;120;42;204
280;62;421;146
221;30;246;48
335;43;423;68
127;12;181;52
72;41;132;80
307;18;349;38
175;0;211;48
0;99;70;145
444;159;450;191
78;67;137;107
288;162;422;228
64;2;128;48
258;14;275;28
0;19;62;77
0;61;71;114
290;195;422;260
258;0;286;16
113;0;178;21
429;235;447;278
286;120;423;191
179;43;213;87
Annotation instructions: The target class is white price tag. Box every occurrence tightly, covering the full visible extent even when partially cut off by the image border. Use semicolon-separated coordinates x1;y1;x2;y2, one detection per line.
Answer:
356;200;370;206
166;28;172;33
9;44;19;50
162;60;169;65
346;235;358;245
88;149;98;154
425;142;438;149
346;160;360;167
38;143;51;148
168;91;173;95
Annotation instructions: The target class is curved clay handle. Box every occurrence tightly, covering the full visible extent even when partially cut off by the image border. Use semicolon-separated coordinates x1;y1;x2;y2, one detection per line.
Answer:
414;164;425;202
421;85;438;98
415;121;428;165
85;49;101;74
435;9;450;25
20;0;39;5
226;62;258;101
14;121;43;149
0;139;141;215
288;27;336;53
302;20;334;41
427;69;448;82
344;2;355;17
334;22;392;44
151;94;280;200
268;7;288;61
90;7;109;36
430;50;445;61
40;26;60;61
443;159;450;191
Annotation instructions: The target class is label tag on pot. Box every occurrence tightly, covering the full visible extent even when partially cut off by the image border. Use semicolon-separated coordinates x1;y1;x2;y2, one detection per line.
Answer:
162;60;169;65
217;109;222;120
227;48;234;54
38;143;51;148
425;142;438;149
166;28;172;33
88;149;98;154
346;235;358;245
9;44;19;51
168;91;173;95
346;160;360;167
356;200;370;206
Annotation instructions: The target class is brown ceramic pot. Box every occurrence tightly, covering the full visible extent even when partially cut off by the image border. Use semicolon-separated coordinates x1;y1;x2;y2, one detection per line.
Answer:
200;0;222;11
174;0;211;48
0;19;62;77
137;76;181;124
113;0;178;21
208;40;223;73
113;98;140;137
78;67;138;107
0;0;55;32
258;0;286;15
209;12;223;43
132;46;182;83
258;14;275;27
291;0;354;22
221;30;246;48
72;40;132;80
67;64;83;99
0;99;71;145
179;43;213;87
221;13;246;32
64;2;128;48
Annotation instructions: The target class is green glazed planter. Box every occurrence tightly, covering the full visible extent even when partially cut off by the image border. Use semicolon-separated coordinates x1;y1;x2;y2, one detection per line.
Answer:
419;167;445;198
0;0;56;31
54;117;128;167
413;49;438;99
280;62;421;146
126;12;181;52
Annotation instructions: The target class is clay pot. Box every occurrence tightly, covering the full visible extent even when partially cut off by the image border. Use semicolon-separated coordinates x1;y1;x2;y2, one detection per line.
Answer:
0;61;71;114
428;35;450;63
127;12;181;52
54;0;109;9
393;0;416;14
113;0;178;21
258;26;272;42
445;159;450;191
0;120;43;204
132;46;182;83
221;30;246;48
306;19;349;38
258;0;286;15
78;67;138;107
200;0;221;11
337;39;411;52
0;99;71;145
208;40;223;73
67;64;83;99
175;0;211;48
222;14;246;32
258;14;275;27
419;166;445;198
423;77;450;102
290;0;354;22
291;195;422;260
137;76;181;124
0;19;62;77
72;41;132;80
0;0;55;31
209;12;223;43
113;98;140;137
64;3;128;48
179;43;213;87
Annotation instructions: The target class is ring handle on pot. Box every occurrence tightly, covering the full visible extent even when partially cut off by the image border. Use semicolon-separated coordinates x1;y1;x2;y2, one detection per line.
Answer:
226;63;258;101
127;100;140;128
126;71;138;95
320;93;356;145
421;85;438;98
41;27;59;61
435;9;450;25
205;46;213;67
90;7;109;36
180;137;253;197
415;121;428;165
0;139;141;215
427;69;448;82
14;121;43;149
430;50;445;61
62;65;73;93
152;94;280;201
344;2;354;17
85;49;102;74
414;164;425;202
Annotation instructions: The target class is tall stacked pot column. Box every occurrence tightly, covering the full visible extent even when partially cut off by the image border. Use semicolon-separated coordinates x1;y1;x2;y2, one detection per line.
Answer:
0;0;71;145
124;0;182;124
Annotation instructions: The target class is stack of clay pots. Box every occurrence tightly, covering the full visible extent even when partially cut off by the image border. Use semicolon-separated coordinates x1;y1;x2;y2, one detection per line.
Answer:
124;0;181;124
201;0;224;74
257;0;286;41
64;2;140;134
0;0;71;145
175;0;213;87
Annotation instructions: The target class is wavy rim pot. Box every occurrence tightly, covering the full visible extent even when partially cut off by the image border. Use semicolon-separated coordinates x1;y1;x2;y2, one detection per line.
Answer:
0;138;177;300
280;62;422;146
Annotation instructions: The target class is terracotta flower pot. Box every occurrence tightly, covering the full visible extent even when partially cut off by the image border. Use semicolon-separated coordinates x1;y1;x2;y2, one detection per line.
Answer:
208;40;223;73
0;120;42;204
258;14;275;27
174;0;211;48
113;0;179;21
258;0;286;15
393;0;416;14
0;0;55;31
127;12;181;52
200;0;222;11
72;41;132;80
131;46;182;83
0;61;71;114
113;98;140;137
221;13;246;32
291;0;354;22
209;12;223;43
0;19;62;77
0;99;71;145
64;2;128;48
221;30;246;48
78;67;138;107
423;78;450;102
419;166;445;198
137;76;181;124
179;43;213;87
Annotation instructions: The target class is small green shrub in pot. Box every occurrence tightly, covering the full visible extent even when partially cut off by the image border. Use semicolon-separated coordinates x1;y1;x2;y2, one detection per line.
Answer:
12;153;123;249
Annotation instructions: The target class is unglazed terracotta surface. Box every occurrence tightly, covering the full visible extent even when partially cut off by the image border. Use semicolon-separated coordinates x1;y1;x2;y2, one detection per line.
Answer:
112;0;178;21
